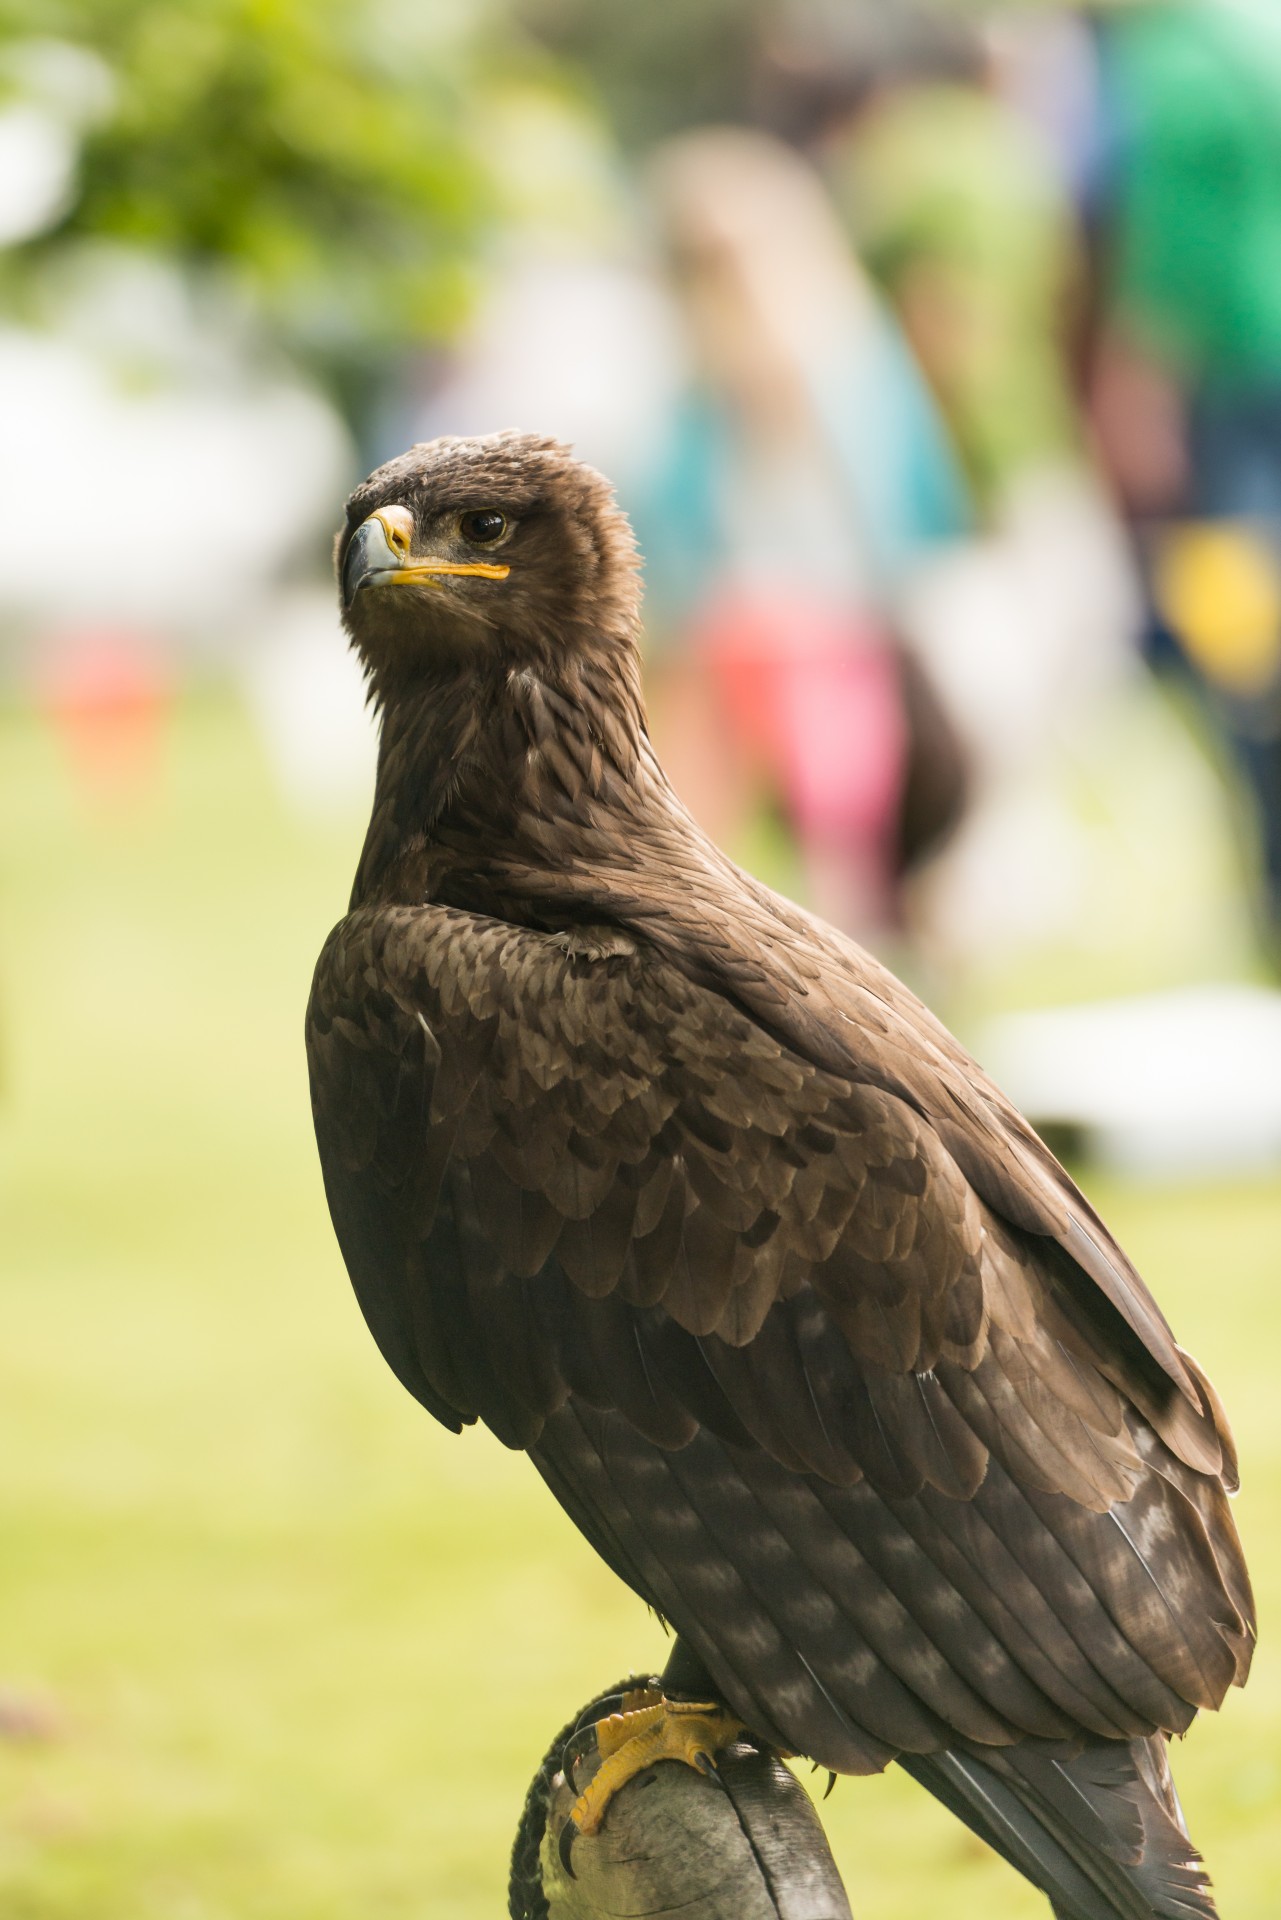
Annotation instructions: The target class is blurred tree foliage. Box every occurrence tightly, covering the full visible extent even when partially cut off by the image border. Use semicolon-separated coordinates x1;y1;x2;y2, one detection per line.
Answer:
0;0;542;421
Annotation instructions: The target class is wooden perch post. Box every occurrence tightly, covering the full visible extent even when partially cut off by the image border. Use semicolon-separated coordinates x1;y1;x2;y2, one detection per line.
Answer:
509;1680;853;1920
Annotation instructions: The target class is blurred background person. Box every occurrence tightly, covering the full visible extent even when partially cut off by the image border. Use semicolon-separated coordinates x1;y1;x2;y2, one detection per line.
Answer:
745;0;1259;1026
633;126;969;946
777;6;1080;519
1086;0;1281;959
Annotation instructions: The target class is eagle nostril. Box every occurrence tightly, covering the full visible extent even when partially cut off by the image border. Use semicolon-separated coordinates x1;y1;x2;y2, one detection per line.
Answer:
372;506;415;560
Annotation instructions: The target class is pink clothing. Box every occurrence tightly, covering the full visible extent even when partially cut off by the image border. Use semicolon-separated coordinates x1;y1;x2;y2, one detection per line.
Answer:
693;588;906;860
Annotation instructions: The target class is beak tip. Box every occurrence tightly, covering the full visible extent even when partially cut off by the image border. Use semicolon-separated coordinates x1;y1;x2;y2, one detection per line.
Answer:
342;514;398;606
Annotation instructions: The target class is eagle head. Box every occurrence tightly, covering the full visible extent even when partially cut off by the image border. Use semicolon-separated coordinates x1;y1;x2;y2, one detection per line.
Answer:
336;432;642;695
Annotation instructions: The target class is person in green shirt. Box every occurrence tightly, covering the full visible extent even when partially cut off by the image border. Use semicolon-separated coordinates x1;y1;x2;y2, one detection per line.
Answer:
1106;0;1281;402
1095;0;1281;950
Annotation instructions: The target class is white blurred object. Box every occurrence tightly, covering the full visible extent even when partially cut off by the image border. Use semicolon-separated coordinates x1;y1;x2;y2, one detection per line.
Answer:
898;466;1243;984
902;466;1142;773
0;37;114;245
977;985;1281;1175
0;105;76;244
1;37;115;129
0;322;351;637
906;668;1258;996
412;253;680;484
239;588;378;818
409;83;679;481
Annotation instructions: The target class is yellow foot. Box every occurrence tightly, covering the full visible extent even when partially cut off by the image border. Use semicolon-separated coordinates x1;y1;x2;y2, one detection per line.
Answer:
558;1688;746;1873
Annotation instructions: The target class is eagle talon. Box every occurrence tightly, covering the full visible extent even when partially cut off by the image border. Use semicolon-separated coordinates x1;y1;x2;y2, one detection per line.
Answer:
559;1693;745;1855
557;1811;579;1879
561;1715;608;1778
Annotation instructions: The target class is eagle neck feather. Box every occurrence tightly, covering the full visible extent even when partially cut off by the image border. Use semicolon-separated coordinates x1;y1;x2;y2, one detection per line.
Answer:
351;646;652;912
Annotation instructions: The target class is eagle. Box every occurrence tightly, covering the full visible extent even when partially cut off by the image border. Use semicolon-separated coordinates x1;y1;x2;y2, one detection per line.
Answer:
307;432;1253;1919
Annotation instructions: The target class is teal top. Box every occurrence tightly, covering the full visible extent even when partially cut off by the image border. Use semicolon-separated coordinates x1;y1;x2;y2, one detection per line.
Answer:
628;303;968;638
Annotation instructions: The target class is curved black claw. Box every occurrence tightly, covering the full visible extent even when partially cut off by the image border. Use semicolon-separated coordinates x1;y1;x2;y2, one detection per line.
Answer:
558;1813;579;1880
561;1725;599;1779
693;1750;726;1788
575;1690;628;1736
560;1690;630;1780
822;1770;837;1801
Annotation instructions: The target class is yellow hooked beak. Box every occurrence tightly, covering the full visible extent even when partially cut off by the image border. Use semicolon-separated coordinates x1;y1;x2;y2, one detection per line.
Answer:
342;506;510;604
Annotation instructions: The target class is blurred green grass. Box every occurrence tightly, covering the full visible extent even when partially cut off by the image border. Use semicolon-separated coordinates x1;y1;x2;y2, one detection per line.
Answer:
1;689;1276;1919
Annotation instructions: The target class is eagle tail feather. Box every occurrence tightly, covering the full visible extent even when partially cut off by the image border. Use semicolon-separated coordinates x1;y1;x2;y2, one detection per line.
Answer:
899;1733;1216;1920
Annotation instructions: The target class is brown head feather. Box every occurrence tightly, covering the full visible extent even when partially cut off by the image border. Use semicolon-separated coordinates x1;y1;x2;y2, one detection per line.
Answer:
338;431;642;705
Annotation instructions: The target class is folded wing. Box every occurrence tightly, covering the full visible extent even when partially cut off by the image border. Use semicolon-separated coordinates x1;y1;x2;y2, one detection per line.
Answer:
307;900;1253;1773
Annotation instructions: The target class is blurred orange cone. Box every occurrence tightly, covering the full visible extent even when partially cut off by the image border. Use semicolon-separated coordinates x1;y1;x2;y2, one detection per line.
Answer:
41;631;171;808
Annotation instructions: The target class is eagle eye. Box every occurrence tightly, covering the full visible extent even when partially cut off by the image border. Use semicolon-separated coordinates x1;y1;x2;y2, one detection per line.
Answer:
459;509;507;545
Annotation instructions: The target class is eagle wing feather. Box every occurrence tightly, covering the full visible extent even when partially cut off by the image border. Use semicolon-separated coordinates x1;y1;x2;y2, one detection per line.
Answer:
307;898;1251;1774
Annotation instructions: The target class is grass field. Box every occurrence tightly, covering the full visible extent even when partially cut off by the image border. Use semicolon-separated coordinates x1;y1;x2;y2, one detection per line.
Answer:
2;688;1277;1918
